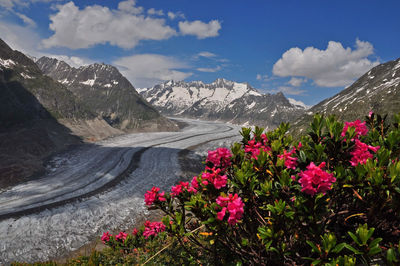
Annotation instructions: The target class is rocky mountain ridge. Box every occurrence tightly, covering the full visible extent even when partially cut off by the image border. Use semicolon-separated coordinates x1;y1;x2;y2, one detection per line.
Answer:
37;57;177;132
140;79;307;129
291;57;400;134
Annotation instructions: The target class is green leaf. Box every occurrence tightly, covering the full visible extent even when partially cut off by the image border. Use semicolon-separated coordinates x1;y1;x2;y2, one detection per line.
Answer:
348;231;361;246
331;242;346;253
386;248;396;262
311;259;322;265
343;243;363;255
368;246;382;256
369;237;382;248
306;240;321;254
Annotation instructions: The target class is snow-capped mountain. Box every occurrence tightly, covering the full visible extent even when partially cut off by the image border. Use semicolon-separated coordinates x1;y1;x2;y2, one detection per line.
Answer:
140;79;306;129
291;57;400;134
36;57;177;132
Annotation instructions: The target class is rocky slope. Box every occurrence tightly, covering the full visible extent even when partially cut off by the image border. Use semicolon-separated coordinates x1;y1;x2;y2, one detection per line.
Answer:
37;57;177;132
140;79;306;129
0;38;99;187
291;57;400;134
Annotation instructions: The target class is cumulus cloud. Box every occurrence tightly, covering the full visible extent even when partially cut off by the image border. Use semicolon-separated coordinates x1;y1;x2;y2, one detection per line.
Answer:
113;54;192;88
42;1;176;49
147;8;164;16
272;39;380;87
167;11;185;20
287;77;306;87
118;0;142;14
196;66;221;72
179;20;221;39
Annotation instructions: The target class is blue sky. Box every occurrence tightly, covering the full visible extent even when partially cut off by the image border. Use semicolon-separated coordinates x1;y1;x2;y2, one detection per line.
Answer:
0;0;399;106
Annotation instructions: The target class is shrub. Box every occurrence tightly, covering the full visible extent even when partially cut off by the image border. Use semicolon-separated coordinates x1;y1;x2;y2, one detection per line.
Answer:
100;112;400;265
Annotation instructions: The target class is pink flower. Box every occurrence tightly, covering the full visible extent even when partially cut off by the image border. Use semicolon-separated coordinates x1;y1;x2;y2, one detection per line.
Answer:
245;137;271;159
216;194;244;225
115;231;127;242
350;139;380;166
144;186;166;206
369;110;374;118
171;181;191;197
278;147;298;169
132;228;138;236
101;231;112;243
217;207;227;220
298;162;336;196
202;167;228;189
207;147;232;169
341;120;368;139
143;221;166;239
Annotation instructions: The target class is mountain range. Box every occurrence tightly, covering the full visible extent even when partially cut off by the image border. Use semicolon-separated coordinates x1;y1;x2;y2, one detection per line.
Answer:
139;79;307;129
36;56;177;133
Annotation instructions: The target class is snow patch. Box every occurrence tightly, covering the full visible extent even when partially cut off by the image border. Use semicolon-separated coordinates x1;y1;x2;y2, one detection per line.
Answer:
0;58;16;68
288;98;309;109
20;72;33;79
246;101;256;109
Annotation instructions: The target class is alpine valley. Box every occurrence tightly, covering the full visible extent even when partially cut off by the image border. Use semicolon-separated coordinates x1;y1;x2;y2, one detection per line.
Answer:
139;79;308;129
0;39;176;188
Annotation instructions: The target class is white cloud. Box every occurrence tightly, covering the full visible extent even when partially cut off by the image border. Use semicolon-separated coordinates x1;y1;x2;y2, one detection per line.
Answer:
42;1;176;49
167;11;185;20
179;20;221;39
272;39;379;87
287;77;306;87
0;0;27;9
0;21;92;68
0;21;41;56
197;51;216;58
113;54;192;88
0;0;62;9
42;54;93;67
118;0;142;14
196;66;221;72
15;12;36;27
147;8;164;16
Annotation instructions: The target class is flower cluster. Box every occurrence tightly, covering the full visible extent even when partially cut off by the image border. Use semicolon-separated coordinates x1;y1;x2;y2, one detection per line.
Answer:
101;231;112;243
216;193;244;225
144;186;166;206
341;120;368;139
143;221;166;239
202;167;228;189
278;145;299;169
297;162;336;196
171;181;197;196
350;139;380;166
115;231;128;242
245;134;271;159
206;147;232;169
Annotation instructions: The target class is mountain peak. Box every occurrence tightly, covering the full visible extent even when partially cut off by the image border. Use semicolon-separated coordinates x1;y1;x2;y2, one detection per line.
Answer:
140;78;305;129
